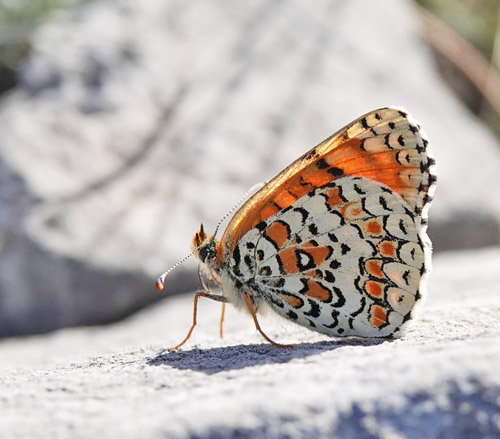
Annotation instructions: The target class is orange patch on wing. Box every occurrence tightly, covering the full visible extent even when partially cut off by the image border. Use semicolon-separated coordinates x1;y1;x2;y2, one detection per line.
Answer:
278;248;299;274
304;280;331;302
259;203;280;221
336;150;401;172
301;246;331;266
370;305;388;327
296;166;333;188
323;138;363;165
366;259;384;278
325;187;343;208
281;293;303;308
365;280;383;298
379;241;396;257
219;109;426;254
274;190;297;208
326;148;420;211
367;220;383;235
354;168;415;196
264;222;290;249
340;201;363;220
305;269;322;278
285;180;313;200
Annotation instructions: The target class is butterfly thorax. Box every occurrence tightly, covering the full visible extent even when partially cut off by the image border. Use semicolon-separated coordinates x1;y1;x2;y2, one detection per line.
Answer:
193;223;266;312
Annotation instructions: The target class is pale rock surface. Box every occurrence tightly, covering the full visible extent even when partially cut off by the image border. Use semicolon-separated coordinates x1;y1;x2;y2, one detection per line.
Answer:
1;0;500;336
0;248;499;438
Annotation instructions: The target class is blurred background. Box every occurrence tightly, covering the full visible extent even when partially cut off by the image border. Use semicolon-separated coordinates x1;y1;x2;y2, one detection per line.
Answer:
0;0;499;338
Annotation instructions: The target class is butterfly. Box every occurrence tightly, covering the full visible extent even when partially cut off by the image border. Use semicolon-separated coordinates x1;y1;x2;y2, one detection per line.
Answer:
156;107;436;349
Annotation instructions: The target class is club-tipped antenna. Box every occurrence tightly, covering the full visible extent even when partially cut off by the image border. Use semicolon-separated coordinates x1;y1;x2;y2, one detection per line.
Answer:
213;181;266;237
156;250;195;291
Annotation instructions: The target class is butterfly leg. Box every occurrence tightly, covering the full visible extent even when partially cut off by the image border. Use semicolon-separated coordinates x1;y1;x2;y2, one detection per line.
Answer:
197;265;226;339
242;292;294;348
219;302;226;338
168;291;229;351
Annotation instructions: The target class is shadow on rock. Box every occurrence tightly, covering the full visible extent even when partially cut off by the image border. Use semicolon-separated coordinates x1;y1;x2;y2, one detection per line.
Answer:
147;338;388;374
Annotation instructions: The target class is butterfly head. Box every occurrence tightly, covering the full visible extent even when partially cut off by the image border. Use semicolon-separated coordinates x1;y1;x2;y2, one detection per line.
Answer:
156;224;218;291
192;223;218;264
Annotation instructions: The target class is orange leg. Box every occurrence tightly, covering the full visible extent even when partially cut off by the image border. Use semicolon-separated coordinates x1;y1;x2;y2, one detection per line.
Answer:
219;302;226;339
243;292;294;348
168;291;228;351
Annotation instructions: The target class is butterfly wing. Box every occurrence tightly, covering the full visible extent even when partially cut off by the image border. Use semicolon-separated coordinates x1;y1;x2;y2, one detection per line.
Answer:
238;176;426;336
219;107;435;255
219;107;436;337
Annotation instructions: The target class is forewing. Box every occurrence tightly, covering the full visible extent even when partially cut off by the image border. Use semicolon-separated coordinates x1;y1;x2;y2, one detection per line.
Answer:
219;107;436;256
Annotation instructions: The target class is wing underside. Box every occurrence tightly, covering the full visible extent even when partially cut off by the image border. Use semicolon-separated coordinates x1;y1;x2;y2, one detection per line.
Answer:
220;107;436;337
234;177;427;337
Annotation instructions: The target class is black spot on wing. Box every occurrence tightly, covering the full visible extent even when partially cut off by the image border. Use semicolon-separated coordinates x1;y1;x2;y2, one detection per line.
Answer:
351;297;366;318
384;134;392;149
304;299;321;318
233;245;241;264
331;286;346;308
328;167;344;176
330;259;341;270
308;223;319;236
324;270;335;283
328;232;339;243
303;148;318;160
316;158;330;169
244;254;254;270
255;221;267;232
322;309;340;329
341;243;351;255
402;270;410;285
299;176;312;188
296;249;315;271
399;219;408;235
379;195;391;211
293;207;309;224
353;184;365;195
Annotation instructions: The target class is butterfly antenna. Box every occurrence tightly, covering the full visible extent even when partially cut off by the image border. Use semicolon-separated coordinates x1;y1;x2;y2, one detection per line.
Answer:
156;251;195;291
213;181;266;237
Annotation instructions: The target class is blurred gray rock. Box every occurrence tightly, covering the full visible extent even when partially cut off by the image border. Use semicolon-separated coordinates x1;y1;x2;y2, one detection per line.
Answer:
1;0;500;337
0;248;499;438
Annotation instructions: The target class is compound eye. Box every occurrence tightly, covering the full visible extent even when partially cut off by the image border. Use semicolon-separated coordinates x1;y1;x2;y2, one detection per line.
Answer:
199;245;216;263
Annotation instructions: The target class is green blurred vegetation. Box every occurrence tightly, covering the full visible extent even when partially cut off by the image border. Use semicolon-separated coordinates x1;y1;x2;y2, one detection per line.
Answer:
416;0;500;138
417;0;499;59
0;0;91;93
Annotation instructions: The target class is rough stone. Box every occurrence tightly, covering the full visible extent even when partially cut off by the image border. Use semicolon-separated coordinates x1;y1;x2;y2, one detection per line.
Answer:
0;248;499;438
